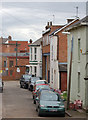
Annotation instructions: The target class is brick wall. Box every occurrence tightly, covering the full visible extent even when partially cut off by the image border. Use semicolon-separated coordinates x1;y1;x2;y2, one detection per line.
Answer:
42;25;63;81
57;32;67;63
2;40;29;81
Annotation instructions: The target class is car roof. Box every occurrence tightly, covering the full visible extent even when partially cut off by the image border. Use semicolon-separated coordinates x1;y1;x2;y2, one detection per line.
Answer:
36;80;46;82
36;84;48;86
41;90;56;95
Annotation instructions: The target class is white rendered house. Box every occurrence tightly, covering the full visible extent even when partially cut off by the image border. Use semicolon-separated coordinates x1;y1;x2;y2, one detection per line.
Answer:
66;16;88;108
27;38;42;78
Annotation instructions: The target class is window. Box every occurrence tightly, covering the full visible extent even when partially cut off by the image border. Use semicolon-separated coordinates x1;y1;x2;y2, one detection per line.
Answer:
34;47;37;54
9;61;13;67
30;66;32;74
52;46;53;60
78;72;80;93
30;48;32;61
52;68;53;82
34;48;37;60
34;66;37;77
40;66;42;77
78;39;80;61
10;70;13;76
4;61;6;67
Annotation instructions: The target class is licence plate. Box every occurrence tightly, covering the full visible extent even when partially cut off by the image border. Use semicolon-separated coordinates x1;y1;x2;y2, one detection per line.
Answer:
49;109;57;112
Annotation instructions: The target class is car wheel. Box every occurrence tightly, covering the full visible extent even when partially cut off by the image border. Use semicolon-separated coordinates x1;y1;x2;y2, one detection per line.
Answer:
33;95;34;99
28;85;30;91
61;113;65;117
20;84;22;88
34;100;36;104
38;108;41;117
36;107;38;112
24;84;27;89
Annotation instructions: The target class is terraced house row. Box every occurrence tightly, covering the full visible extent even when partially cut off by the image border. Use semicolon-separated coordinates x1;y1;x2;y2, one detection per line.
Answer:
1;15;88;109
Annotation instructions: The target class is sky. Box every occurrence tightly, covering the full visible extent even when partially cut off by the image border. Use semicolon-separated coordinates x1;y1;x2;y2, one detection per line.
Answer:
0;0;87;42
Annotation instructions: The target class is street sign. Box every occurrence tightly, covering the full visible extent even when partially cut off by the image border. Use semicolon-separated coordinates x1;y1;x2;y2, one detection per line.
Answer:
17;68;20;72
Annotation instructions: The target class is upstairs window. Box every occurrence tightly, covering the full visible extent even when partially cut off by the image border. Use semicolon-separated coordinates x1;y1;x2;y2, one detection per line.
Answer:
34;48;37;60
9;61;13;67
4;61;6;67
78;38;80;61
30;47;32;61
52;45;53;60
78;72;80;93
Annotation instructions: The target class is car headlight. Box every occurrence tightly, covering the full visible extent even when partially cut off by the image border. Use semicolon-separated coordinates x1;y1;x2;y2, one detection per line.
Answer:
60;105;65;108
40;105;45;107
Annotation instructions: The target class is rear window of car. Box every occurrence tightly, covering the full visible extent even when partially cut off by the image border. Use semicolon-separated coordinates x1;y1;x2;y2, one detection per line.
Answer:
23;75;31;79
36;81;48;84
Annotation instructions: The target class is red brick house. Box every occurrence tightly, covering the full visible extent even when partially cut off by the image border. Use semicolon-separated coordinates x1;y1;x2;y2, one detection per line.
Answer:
42;22;63;83
1;37;29;80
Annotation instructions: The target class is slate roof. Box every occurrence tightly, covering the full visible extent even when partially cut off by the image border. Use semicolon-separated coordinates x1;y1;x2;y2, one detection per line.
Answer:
66;16;88;31
49;17;79;36
30;37;42;46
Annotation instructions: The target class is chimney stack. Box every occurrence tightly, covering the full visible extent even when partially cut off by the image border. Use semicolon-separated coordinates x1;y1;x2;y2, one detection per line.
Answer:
8;36;12;40
50;21;52;26
67;19;74;23
29;39;32;44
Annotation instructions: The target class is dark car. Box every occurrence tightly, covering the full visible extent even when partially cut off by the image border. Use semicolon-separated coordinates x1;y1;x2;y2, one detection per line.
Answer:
20;74;32;89
28;77;40;91
36;90;65;117
32;84;50;104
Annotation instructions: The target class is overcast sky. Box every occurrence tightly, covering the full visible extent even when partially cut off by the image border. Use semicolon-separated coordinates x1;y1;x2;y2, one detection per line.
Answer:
0;1;87;42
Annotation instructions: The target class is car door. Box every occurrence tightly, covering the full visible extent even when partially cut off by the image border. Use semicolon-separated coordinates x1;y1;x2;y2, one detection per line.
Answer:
36;95;40;110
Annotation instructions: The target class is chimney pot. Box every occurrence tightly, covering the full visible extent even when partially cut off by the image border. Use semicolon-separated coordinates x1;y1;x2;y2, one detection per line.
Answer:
50;21;52;26
29;39;32;43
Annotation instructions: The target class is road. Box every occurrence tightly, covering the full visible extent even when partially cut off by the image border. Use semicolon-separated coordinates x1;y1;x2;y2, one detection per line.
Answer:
2;81;86;120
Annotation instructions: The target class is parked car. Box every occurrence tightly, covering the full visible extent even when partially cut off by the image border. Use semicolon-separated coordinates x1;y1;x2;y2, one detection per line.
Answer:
32;84;50;104
36;90;65;117
34;80;48;86
20;74;32;89
28;77;40;91
0;78;3;93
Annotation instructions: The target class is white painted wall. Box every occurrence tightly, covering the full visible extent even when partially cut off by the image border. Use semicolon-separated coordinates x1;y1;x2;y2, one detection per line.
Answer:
29;45;42;78
50;36;59;89
67;26;87;107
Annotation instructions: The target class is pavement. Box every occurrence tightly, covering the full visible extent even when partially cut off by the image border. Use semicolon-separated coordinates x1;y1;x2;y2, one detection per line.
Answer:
64;101;87;118
1;81;88;120
0;94;2;120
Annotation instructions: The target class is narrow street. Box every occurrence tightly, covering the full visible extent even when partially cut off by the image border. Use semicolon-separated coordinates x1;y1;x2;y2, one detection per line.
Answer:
2;81;38;118
2;81;86;120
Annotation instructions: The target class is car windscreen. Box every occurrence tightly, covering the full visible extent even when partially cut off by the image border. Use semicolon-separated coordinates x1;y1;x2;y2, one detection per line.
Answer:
36;85;49;90
31;77;40;83
23;75;31;79
40;91;58;101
